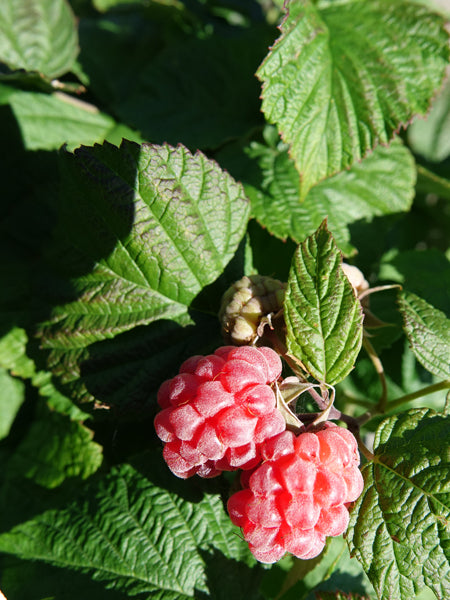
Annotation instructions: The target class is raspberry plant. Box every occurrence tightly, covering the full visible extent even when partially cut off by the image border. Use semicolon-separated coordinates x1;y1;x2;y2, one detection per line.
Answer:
0;1;449;600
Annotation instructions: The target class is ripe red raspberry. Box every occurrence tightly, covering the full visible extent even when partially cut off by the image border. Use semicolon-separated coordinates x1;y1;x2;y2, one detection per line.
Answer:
227;423;364;563
154;346;285;479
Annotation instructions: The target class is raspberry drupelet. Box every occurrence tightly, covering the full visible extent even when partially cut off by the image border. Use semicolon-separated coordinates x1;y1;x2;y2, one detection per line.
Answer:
154;346;286;478
227;423;364;563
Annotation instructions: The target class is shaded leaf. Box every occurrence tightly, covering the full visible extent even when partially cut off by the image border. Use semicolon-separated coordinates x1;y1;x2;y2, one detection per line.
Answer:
257;0;449;196
0;458;263;600
408;78;450;163
416;165;450;201
0;0;79;79
379;249;450;316
284;222;363;384
0;556;135;600
398;292;450;379
7;408;102;489
79;15;272;150
347;409;450;600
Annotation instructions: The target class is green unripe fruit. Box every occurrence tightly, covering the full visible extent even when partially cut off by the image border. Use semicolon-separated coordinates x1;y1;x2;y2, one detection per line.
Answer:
219;275;286;345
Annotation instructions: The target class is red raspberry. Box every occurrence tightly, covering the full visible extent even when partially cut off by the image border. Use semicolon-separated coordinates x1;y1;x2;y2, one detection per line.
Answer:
227;423;364;563
154;346;285;479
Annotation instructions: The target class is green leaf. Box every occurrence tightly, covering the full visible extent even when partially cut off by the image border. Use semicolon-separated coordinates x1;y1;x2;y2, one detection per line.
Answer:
379;249;450;316
32;370;91;422
284;222;363;384
6;88;139;151
0;368;25;440
246;137;415;255
398;292;450;380
0;0;79;79
347;409;450;600
0;556;133;600
79;15;271;150
408;78;450;163
7;409;102;488
257;0;449;196
38;140;249;405
314;592;371;600
0;327;35;378
0;458;263;599
416;165;450;201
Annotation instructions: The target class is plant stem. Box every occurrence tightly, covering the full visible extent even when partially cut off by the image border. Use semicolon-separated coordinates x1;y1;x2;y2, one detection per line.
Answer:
362;336;387;412
386;379;450;411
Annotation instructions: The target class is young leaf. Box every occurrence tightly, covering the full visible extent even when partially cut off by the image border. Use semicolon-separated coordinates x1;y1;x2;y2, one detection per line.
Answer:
0;0;79;79
284;222;363;384
0;458;263;600
398;292;450;380
347;409;450;600
246;138;415;255
257;0;449;196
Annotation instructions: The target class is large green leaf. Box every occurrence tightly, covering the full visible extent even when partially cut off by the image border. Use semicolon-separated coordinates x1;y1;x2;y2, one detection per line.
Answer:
284;222;363;384
0;458;263;600
38;140;249;406
246;137;415;256
257;0;449;196
0;0;79;79
398;292;450;380
347;409;450;600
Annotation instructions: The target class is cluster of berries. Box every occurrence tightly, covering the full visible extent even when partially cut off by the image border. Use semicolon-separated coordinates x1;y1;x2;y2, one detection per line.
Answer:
154;344;364;564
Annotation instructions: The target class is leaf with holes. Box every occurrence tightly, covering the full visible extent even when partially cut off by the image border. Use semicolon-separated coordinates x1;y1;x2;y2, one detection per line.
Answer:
347;409;450;600
284;221;364;384
257;0;449;196
398;291;450;379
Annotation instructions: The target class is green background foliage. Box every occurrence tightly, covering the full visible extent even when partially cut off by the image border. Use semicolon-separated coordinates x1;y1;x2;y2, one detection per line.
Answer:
0;1;449;599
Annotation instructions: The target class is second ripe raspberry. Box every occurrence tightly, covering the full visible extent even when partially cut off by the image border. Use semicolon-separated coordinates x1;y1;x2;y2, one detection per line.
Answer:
154;345;286;478
227;423;364;563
